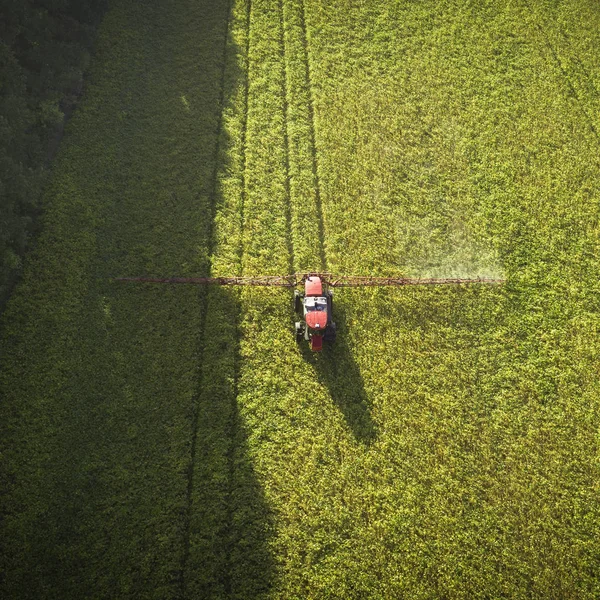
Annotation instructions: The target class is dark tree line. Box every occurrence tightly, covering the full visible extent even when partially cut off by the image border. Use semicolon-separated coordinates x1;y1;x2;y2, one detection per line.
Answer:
0;0;107;308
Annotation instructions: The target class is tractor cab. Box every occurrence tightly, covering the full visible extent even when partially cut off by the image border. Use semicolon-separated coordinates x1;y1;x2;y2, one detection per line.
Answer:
304;296;327;310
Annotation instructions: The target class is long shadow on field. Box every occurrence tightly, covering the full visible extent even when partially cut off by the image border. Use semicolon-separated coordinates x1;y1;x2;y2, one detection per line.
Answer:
0;0;276;598
185;286;274;599
301;303;377;445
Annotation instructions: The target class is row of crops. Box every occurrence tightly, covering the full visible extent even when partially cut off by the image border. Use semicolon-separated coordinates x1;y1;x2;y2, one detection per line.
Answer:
1;0;599;598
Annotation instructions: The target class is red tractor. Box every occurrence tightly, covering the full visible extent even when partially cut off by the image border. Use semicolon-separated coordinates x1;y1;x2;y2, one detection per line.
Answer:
293;275;335;351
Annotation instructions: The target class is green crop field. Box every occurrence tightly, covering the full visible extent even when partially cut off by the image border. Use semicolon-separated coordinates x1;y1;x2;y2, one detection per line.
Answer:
1;0;599;598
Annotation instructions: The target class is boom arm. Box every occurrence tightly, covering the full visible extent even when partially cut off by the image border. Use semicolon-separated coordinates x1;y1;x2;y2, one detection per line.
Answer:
115;275;298;286
324;274;503;287
115;273;504;287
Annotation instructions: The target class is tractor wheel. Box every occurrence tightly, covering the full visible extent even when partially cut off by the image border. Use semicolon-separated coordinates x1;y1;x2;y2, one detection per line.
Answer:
294;290;302;313
327;291;333;315
294;321;304;342
324;321;337;343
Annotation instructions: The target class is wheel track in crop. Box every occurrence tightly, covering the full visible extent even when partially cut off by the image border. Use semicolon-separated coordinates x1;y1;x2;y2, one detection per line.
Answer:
278;0;296;274
280;0;328;270
523;0;599;143
237;0;252;273
178;0;233;595
298;0;327;269
524;0;600;104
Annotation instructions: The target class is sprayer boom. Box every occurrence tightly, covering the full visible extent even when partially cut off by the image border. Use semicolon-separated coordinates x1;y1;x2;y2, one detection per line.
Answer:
115;273;504;287
115;272;503;352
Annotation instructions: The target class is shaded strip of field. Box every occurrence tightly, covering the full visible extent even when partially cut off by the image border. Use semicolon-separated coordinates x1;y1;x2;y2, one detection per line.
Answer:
0;1;272;598
177;0;232;594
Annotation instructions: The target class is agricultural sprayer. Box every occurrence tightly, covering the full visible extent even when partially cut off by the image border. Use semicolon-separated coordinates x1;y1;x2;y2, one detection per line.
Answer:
116;273;503;352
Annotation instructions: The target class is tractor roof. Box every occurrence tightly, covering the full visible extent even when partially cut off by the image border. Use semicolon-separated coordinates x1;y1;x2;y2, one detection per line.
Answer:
305;276;323;296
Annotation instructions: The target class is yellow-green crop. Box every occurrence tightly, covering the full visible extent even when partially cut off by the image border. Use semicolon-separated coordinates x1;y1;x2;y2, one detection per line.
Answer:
1;0;599;598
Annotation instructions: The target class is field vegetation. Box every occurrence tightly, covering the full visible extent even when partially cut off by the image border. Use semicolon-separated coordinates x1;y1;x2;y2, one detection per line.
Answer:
1;0;599;598
0;0;108;305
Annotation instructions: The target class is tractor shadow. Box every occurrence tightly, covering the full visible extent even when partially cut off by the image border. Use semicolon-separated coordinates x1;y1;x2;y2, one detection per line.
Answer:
300;303;377;445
